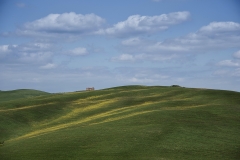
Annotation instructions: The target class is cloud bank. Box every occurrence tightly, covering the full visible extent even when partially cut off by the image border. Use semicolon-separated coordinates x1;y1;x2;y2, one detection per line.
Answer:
14;12;105;38
113;21;240;62
98;11;190;37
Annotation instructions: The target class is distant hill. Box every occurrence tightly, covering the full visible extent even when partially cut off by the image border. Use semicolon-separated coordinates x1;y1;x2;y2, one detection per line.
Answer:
0;85;239;160
0;89;50;102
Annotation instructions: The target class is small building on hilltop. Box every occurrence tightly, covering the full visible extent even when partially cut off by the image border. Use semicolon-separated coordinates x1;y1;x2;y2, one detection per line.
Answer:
86;87;95;91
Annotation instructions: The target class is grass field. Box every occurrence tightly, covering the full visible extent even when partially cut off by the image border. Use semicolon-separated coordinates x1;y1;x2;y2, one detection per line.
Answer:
0;85;239;159
0;89;50;102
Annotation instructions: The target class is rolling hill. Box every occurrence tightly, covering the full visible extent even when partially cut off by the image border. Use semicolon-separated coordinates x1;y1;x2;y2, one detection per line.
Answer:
0;89;50;102
0;85;239;160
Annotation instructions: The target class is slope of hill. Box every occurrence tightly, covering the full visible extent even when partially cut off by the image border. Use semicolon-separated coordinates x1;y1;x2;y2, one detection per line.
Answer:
0;89;50;102
0;86;239;160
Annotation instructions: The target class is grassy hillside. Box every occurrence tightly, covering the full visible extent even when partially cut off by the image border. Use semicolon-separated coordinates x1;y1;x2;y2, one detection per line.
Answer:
0;89;50;102
0;85;239;160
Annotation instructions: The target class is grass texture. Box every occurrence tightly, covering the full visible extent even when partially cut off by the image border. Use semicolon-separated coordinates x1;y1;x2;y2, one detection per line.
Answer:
0;86;239;159
0;89;50;102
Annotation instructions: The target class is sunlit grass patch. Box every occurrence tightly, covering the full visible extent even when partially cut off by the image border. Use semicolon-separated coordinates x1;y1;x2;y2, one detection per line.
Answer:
39;99;118;127
91;110;156;125
0;102;55;112
8;99;160;141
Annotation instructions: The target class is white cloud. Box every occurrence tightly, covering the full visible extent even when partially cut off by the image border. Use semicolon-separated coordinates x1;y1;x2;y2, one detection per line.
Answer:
115;21;240;63
9;11;190;39
129;77;155;83
18;51;53;63
0;45;20;60
16;12;105;37
0;45;11;58
0;45;10;53
212;70;229;76
40;63;57;69
0;45;12;59
100;11;190;37
217;60;240;67
120;37;187;54
214;50;240;79
111;54;136;62
167;22;240;51
12;43;53;52
0;42;55;64
233;50;240;59
199;21;240;33
121;37;142;46
232;68;240;77
213;68;240;77
130;72;169;82
111;53;178;62
111;53;153;62
68;47;88;56
148;41;188;52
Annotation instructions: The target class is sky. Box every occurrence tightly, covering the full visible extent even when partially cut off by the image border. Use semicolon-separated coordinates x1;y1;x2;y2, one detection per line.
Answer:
0;0;240;93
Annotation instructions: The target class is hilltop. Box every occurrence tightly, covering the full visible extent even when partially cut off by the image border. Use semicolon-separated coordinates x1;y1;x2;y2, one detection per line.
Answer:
0;85;239;160
0;89;50;102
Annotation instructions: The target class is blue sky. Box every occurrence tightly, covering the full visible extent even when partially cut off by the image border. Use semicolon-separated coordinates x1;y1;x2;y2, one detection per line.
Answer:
0;0;240;92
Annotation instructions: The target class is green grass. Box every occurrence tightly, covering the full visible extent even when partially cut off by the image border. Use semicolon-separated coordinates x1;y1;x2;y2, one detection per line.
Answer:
0;89;50;102
0;85;239;159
